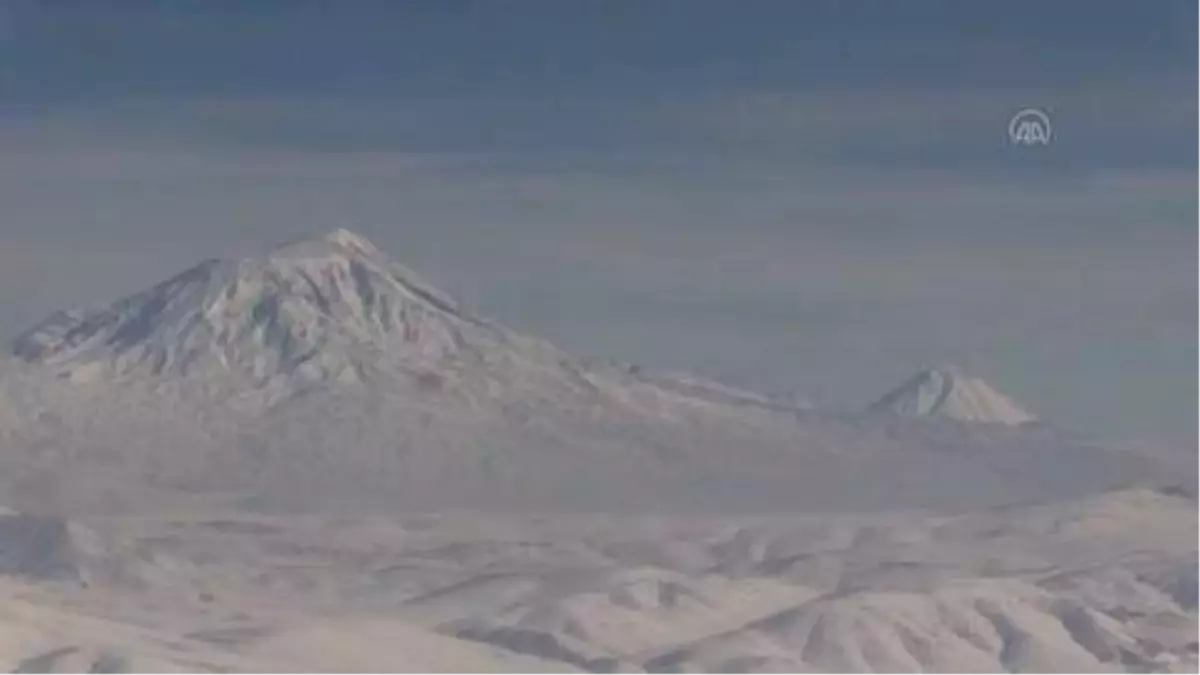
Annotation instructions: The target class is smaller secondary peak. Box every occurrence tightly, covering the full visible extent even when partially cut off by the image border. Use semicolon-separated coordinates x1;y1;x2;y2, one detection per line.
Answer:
868;365;1037;425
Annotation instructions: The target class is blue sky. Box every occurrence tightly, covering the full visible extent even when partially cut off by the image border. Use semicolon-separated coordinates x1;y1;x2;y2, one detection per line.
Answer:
0;0;1195;439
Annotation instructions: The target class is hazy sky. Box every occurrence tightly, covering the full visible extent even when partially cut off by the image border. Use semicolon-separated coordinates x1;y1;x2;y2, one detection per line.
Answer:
0;0;1195;439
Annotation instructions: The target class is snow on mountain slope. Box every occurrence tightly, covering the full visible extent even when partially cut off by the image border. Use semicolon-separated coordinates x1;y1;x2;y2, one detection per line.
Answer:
868;366;1037;424
0;577;575;673
446;568;818;665
12;229;523;384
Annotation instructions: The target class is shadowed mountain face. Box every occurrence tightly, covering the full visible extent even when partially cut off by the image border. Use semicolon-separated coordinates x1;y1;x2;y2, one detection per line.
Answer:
0;231;1189;514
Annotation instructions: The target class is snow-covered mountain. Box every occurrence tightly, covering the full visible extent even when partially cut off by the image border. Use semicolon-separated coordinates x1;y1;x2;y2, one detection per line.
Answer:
868;366;1037;425
10;229;789;414
13;229;534;383
0;231;1187;514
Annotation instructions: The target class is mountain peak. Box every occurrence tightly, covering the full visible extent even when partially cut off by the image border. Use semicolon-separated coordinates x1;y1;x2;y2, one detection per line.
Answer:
322;227;378;251
270;228;382;261
868;366;1037;425
11;228;493;383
